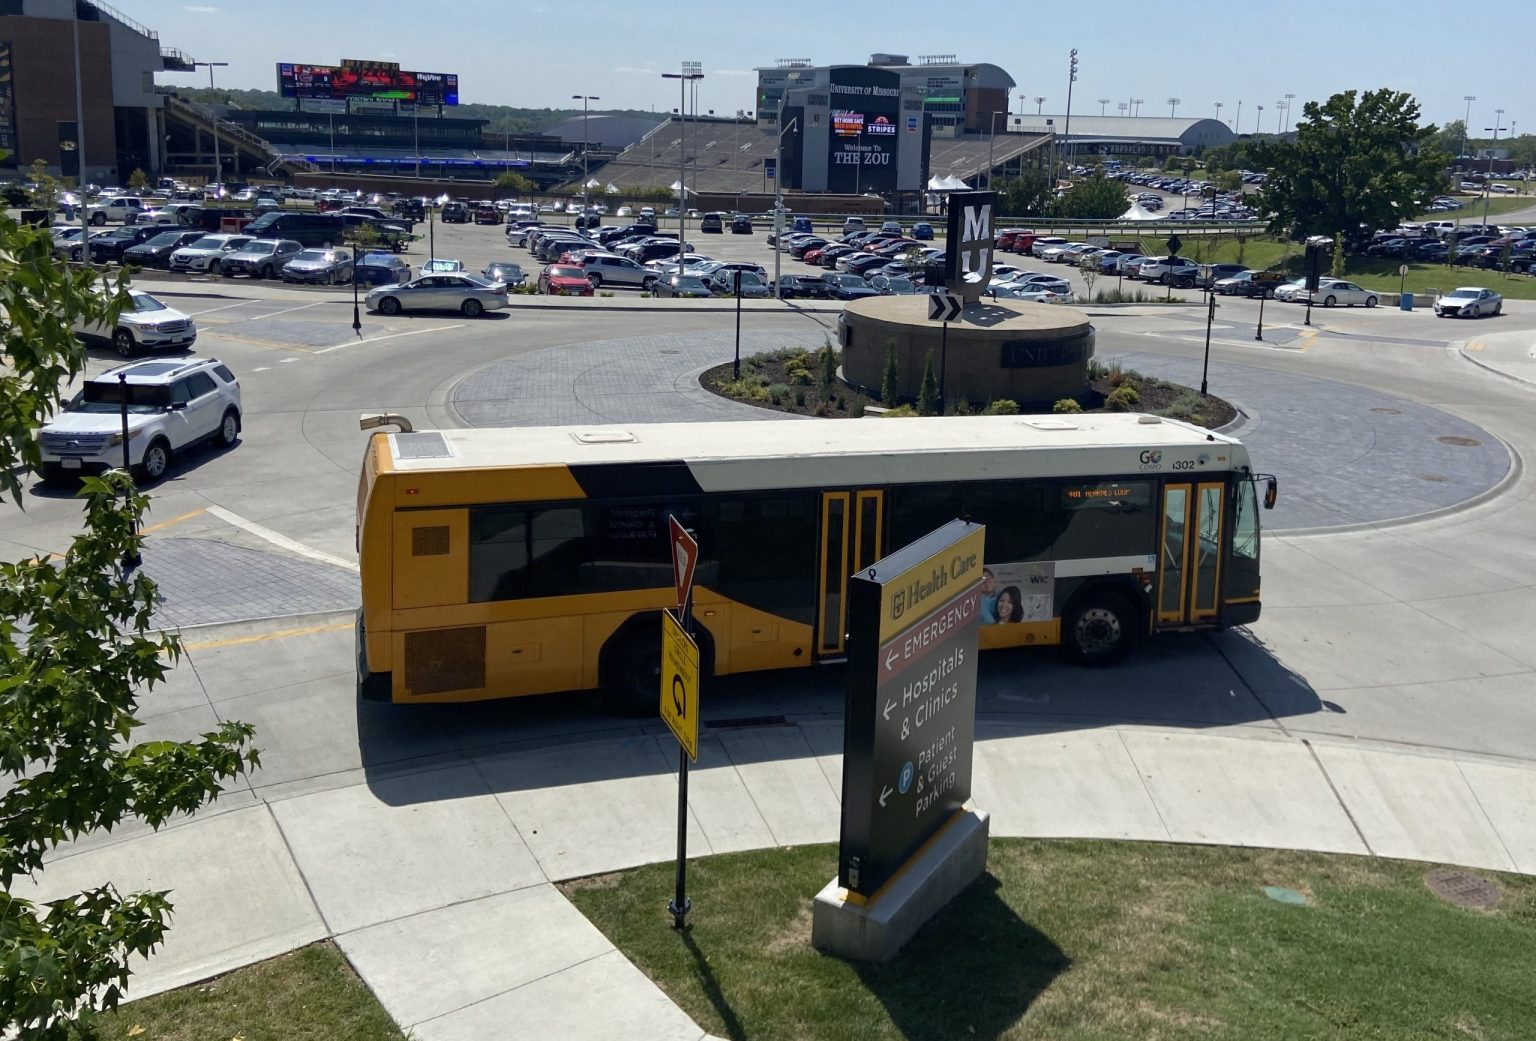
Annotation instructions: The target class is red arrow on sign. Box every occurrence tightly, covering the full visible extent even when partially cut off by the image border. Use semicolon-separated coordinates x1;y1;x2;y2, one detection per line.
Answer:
668;515;699;611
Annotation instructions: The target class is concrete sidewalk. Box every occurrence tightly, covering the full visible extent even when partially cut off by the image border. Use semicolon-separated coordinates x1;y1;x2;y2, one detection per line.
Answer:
1461;327;1536;386
13;613;1536;1041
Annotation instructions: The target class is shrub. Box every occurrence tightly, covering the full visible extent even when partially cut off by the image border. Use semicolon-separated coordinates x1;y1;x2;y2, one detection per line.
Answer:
794;387;807;407
1105;386;1140;411
881;341;900;405
1108;368;1132;388
917;351;940;415
599;291;614;298
984;399;1020;415
818;343;838;391
1086;359;1109;381
849;400;865;418
787;366;814;385
950;397;973;416
880;404;919;417
767;383;791;404
1053;397;1084;413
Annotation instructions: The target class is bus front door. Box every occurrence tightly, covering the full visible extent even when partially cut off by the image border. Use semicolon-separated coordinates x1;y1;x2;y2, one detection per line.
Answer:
1155;481;1225;628
815;490;884;658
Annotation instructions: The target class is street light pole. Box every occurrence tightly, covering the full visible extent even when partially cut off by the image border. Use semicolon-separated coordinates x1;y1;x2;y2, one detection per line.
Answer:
72;16;88;246
772;109;798;299
572;94;599;212
193;62;229;195
1062;49;1078;178
1235;100;1242;131
1482;110;1505;231
663;65;704;253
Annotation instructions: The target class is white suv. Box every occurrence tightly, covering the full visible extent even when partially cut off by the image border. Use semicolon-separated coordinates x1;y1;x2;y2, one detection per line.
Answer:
37;357;242;484
73;288;198;357
170;233;254;273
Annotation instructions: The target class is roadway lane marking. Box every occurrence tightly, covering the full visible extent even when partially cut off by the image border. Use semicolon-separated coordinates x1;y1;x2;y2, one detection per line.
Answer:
181;619;352;652
204;505;360;573
186;301;252;318
314;323;465;354
140;507;206;536
245;300;332;321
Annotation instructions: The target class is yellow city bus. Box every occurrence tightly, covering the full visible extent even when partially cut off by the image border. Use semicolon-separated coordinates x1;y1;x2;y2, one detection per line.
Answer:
354;413;1275;707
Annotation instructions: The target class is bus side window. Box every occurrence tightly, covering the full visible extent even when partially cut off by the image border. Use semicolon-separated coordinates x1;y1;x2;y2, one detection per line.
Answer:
1233;480;1259;561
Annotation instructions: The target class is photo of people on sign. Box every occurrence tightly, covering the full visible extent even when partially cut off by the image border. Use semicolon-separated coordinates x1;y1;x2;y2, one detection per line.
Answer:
978;562;1053;624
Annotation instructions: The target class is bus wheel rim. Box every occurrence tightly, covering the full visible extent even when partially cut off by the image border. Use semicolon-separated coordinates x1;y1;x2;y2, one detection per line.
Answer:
1076;607;1122;655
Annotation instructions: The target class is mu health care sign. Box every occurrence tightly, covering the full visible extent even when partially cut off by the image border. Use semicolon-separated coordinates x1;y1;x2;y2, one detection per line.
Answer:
838;519;985;899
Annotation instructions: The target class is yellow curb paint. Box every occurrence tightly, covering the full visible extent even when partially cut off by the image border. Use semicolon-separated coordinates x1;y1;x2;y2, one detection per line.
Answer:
181;619;352;653
140;507;207;536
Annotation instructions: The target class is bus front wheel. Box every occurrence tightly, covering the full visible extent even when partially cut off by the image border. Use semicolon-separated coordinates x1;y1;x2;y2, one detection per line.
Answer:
1062;590;1138;666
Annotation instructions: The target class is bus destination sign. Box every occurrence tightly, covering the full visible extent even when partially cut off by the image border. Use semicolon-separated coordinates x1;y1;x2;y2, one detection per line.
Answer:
838;519;985;898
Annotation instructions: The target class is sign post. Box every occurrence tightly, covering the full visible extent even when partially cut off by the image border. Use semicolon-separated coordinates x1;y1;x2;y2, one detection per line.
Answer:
814;519;990;961
927;290;961;410
662;515;700;929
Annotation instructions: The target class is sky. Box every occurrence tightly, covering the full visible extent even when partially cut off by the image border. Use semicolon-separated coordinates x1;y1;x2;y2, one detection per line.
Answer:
133;0;1530;134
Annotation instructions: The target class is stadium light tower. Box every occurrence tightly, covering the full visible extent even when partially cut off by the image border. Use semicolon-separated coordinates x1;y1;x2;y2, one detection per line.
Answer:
572;95;599;211
1283;92;1296;131
1062;49;1078;176
1117;102;1127;117
663;64;704;246
1034;96;1045;114
1256;104;1264;135
1463;95;1477;156
1098;97;1109;116
193;62;229;192
1132;98;1144;117
1168;97;1180;117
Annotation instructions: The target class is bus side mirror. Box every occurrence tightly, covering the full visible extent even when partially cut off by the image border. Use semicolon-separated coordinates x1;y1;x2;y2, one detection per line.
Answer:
1263;477;1277;510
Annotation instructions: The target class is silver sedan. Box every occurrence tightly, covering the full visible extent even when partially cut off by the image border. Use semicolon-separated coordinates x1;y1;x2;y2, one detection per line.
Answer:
366;274;508;317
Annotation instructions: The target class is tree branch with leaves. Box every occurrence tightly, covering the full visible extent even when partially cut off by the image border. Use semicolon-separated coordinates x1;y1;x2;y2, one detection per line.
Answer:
0;212;260;1039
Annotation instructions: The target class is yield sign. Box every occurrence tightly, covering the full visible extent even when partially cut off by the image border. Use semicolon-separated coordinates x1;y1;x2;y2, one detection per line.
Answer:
668;514;699;610
927;290;962;322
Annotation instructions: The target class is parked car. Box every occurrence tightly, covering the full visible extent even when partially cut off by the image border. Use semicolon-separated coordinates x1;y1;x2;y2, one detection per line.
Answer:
1306;280;1378;308
820;272;880;300
353;252;412;285
580;253;655;289
912;222;934;241
88;225;163;264
474;204;500;225
708;270;771;297
653;274;715;298
869;275;920;295
218;238;304;279
538;264;596;296
699;212;724;233
281;247;354;285
71;287;198;358
790;236;829;259
37;356;239;484
367;274;508;316
169;233;254;273
1434;286;1502;318
440;201;471;223
774;274;830;299
120;229;205;269
480;261;525;287
842;217;866;235
730;215;754;234
1199;263;1250;288
1135;256;1199;286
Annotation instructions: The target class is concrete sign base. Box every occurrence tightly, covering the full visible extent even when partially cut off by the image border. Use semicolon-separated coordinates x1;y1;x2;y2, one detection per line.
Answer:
811;808;990;962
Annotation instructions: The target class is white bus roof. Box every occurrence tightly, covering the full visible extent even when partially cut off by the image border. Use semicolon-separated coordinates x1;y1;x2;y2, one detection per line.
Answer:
382;414;1250;493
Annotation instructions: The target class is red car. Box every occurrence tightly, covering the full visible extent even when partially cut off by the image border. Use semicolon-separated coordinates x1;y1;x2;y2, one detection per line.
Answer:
998;229;1036;253
539;263;595;296
803;247;825;265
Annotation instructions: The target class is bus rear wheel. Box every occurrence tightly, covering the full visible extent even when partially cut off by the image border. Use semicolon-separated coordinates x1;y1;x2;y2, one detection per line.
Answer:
1063;590;1137;666
602;626;663;716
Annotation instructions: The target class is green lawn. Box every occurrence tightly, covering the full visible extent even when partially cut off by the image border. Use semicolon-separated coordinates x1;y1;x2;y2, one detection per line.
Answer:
94;943;404;1041
564;839;1536;1041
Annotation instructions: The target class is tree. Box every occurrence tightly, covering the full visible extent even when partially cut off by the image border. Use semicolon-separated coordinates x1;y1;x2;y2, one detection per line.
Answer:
26;159;59;211
0;214;260;1039
881;342;900;406
995;171;1051;217
1218;169;1243;193
1048;174;1128;220
917;351;939;416
1331;232;1346;278
126;168;149;191
1078;255;1099;299
1253;89;1449;246
1430;119;1468;159
493;170;536;199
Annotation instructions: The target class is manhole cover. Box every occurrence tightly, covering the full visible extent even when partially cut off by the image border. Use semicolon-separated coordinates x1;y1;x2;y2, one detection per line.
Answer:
1438;435;1482;447
1371;407;1402;415
1417;473;1450;483
1426;868;1499;909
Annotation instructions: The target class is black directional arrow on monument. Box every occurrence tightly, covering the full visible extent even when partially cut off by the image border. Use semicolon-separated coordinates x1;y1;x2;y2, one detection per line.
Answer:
928;290;962;322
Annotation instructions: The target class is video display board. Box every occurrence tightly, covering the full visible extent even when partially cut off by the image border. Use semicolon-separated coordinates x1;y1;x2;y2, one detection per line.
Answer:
825;67;901;195
277;63;459;106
